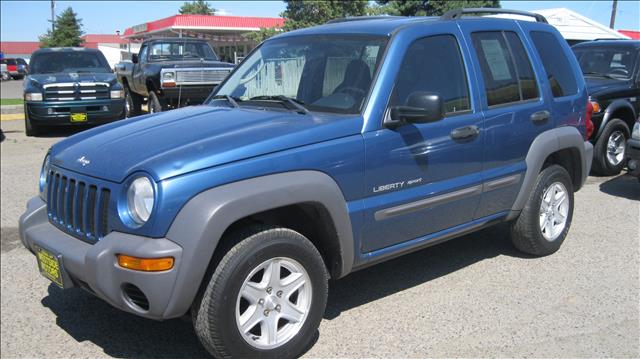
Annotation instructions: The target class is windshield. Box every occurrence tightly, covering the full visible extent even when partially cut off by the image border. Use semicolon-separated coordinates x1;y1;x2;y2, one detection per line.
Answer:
29;51;111;74
212;35;388;114
148;42;218;61
573;47;638;79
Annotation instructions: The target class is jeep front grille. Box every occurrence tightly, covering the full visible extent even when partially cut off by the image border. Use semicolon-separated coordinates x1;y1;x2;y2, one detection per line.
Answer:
175;69;231;85
46;169;111;243
43;82;110;101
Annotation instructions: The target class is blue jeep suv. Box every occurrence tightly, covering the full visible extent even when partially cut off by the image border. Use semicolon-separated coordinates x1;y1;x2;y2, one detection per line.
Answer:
19;9;593;358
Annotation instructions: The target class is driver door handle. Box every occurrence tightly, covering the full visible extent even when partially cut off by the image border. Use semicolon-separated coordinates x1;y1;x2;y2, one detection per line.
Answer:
451;125;479;140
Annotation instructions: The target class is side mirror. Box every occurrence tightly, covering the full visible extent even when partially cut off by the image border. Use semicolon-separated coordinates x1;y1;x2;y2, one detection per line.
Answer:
131;54;139;64
389;91;444;126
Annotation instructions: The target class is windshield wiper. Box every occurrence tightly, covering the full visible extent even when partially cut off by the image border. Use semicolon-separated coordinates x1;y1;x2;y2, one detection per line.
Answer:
211;94;241;108
583;71;617;79
249;95;309;114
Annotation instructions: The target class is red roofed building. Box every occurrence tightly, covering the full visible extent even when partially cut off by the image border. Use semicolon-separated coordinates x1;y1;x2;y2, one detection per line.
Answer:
0;41;41;59
123;14;285;63
619;30;640;40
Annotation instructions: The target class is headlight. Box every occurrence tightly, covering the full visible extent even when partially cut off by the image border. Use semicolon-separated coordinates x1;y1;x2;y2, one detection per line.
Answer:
25;93;43;101
632;122;640;140
163;71;175;80
126;176;155;225
39;154;50;198
110;90;124;99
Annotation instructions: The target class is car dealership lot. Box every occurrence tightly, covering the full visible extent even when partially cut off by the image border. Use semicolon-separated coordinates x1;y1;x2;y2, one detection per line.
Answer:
1;118;638;358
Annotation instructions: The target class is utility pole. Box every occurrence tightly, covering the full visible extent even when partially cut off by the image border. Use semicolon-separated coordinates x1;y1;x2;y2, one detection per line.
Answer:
50;0;55;32
609;0;618;29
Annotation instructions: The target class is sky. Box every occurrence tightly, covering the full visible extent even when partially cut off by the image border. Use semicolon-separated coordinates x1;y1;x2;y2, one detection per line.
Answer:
0;0;638;42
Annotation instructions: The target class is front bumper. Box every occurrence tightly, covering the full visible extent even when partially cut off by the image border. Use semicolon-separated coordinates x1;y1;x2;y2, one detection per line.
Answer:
19;196;184;320
26;99;125;125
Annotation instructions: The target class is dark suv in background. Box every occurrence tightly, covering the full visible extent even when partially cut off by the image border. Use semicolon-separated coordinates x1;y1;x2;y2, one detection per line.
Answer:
572;40;640;175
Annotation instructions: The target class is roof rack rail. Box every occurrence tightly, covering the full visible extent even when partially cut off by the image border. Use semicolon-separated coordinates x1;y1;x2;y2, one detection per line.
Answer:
327;16;404;24
441;8;548;24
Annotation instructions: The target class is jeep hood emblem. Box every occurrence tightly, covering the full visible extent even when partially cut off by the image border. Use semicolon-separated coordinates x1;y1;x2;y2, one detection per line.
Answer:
77;156;91;167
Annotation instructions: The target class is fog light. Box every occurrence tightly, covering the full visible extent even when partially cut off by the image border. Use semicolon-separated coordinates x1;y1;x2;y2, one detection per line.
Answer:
629;160;638;171
117;254;174;272
102;105;109;111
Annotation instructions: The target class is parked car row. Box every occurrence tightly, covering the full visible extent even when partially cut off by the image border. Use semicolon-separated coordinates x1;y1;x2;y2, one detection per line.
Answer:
19;9;599;358
1;57;29;79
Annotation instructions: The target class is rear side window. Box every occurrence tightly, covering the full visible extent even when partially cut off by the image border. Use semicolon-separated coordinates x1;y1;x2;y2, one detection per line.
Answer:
391;34;471;115
471;31;539;107
530;31;578;98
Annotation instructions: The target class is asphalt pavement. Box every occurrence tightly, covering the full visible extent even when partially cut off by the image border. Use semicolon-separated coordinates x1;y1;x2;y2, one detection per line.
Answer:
1;118;639;358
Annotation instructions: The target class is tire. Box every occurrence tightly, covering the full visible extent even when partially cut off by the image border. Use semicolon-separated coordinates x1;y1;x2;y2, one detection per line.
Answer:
124;87;142;118
510;164;574;256
147;91;166;113
592;119;629;176
193;226;328;359
24;112;40;137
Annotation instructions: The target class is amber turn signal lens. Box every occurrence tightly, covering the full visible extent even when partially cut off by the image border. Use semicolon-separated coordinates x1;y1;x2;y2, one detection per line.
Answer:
590;101;601;113
162;82;176;88
117;255;174;272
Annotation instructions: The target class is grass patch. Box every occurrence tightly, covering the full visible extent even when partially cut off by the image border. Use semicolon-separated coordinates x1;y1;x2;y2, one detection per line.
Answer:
0;99;23;106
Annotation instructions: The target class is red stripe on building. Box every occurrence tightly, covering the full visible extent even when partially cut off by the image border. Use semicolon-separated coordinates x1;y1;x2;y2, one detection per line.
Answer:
0;41;41;55
619;30;640;40
123;14;284;37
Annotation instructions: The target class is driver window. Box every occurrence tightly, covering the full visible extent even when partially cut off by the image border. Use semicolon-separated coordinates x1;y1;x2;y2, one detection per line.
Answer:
390;35;471;115
138;46;148;64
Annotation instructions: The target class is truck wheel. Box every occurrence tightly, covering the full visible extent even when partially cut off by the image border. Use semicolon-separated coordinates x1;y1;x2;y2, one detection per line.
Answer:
24;113;40;137
193;226;328;359
148;91;166;113
124;87;142;117
510;164;574;256
592;119;629;176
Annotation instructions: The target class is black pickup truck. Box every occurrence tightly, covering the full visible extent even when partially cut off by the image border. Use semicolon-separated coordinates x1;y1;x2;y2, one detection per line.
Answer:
572;40;640;175
115;38;234;116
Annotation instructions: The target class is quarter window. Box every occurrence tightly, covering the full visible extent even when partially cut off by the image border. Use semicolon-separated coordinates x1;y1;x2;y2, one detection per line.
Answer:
471;31;539;107
530;31;578;98
390;35;471;115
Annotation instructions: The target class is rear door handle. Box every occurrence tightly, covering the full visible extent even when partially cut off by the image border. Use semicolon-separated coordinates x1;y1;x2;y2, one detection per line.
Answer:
451;125;479;140
530;110;550;123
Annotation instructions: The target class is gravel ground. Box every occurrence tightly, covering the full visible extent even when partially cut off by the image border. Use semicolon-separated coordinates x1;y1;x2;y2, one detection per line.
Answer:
1;118;639;358
0;80;23;99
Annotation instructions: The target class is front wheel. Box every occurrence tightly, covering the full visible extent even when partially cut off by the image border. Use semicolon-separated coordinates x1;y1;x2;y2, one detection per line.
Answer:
124;87;142;118
592;119;629;176
510;164;574;256
193;226;328;359
24;112;40;137
147;91;166;113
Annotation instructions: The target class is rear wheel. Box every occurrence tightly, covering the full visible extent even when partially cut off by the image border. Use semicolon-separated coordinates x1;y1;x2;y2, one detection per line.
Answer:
124;87;142;118
592;119;629;176
510;165;574;256
193;226;328;359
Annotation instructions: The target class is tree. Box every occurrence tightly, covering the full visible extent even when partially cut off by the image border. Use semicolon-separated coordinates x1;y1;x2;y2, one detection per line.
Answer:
281;0;369;31
179;0;216;15
243;27;280;44
39;7;84;48
375;0;500;17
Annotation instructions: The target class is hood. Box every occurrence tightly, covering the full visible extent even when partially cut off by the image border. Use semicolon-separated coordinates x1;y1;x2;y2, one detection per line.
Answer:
50;106;362;182
27;72;117;88
151;60;234;69
584;75;633;97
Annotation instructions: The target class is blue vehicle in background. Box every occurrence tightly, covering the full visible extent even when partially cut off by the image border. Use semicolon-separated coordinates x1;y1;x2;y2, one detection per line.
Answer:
22;48;125;136
20;9;593;358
